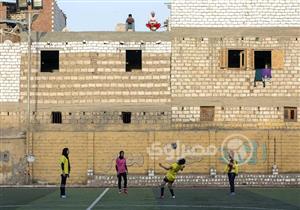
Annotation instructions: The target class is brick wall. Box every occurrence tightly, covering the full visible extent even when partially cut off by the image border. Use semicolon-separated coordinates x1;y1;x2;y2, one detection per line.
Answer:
171;36;300;98
0;43;21;102
0;111;23;131
30;130;300;184
32;111;171;125
171;0;300;28
31;0;53;32
32;132;89;184
31;0;66;32
20;40;171;105
0;3;7;20
170;29;300;129
171;106;300;129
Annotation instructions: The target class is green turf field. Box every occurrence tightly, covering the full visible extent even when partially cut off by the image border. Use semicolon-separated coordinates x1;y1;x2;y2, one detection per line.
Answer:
0;187;299;210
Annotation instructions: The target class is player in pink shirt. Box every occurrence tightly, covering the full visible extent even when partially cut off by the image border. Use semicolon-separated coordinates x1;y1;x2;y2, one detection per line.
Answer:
116;151;128;194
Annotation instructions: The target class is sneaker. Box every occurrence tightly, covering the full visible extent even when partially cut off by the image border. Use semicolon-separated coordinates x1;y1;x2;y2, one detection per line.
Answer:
61;195;66;199
160;196;164;199
230;192;236;196
172;196;176;199
124;188;128;194
118;189;122;194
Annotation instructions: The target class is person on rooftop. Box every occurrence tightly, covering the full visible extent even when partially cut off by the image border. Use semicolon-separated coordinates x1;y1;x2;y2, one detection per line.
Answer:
126;14;135;31
146;11;161;31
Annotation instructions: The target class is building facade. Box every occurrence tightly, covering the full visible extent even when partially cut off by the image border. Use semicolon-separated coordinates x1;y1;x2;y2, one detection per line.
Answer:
0;0;299;185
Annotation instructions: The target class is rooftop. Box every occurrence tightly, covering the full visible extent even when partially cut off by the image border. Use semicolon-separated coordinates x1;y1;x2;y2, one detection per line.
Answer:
22;31;171;42
21;27;300;42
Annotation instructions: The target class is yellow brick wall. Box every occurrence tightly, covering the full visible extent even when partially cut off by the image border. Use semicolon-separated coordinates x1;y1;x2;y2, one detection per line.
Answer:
94;132;150;175
32;132;89;184
30;130;300;184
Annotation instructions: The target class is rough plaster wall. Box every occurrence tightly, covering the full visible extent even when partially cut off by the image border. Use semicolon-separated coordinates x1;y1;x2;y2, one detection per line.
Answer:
0;139;26;185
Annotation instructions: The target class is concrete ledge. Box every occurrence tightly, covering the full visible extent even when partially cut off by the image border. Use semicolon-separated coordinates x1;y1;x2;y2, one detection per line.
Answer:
88;174;300;187
22;31;171;42
171;27;300;37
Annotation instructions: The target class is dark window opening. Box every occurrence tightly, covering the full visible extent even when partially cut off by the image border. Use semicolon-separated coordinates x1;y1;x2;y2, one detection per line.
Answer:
51;112;62;124
200;106;215;122
126;50;142;72
41;50;59;72
228;50;244;68
122;112;131;124
284;107;297;122
255;51;271;69
291;110;295;119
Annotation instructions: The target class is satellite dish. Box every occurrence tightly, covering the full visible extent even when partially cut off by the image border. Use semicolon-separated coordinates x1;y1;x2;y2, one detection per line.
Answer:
27;155;35;163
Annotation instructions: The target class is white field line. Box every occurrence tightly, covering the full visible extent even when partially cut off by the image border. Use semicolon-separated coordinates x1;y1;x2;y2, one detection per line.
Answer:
86;187;110;210
0;204;286;210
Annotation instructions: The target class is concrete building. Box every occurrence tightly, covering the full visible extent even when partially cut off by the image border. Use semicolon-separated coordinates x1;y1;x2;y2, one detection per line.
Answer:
0;0;66;32
0;0;299;185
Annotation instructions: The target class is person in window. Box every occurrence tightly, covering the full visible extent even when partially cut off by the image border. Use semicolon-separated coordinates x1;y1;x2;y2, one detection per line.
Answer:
224;152;238;195
146;11;161;31
126;14;135;31
262;63;272;80
116;150;128;194
59;148;71;198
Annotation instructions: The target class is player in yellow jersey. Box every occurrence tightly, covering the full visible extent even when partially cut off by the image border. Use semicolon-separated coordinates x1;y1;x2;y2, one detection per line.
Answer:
224;154;238;195
159;158;186;199
59;148;71;198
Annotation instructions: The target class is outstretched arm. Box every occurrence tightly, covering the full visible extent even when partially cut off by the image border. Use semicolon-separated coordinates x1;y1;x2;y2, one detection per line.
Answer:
159;163;171;170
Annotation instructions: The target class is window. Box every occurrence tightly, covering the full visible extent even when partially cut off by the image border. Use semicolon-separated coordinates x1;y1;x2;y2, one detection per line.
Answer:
221;49;284;70
228;50;245;68
41;51;59;72
284;107;297;122
122;112;131;124
200;106;215;121
126;50;142;72
255;51;271;69
51;112;62;124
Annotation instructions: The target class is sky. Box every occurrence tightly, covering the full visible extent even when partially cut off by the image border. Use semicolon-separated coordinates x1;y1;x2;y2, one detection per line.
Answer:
57;0;171;31
4;0;170;31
